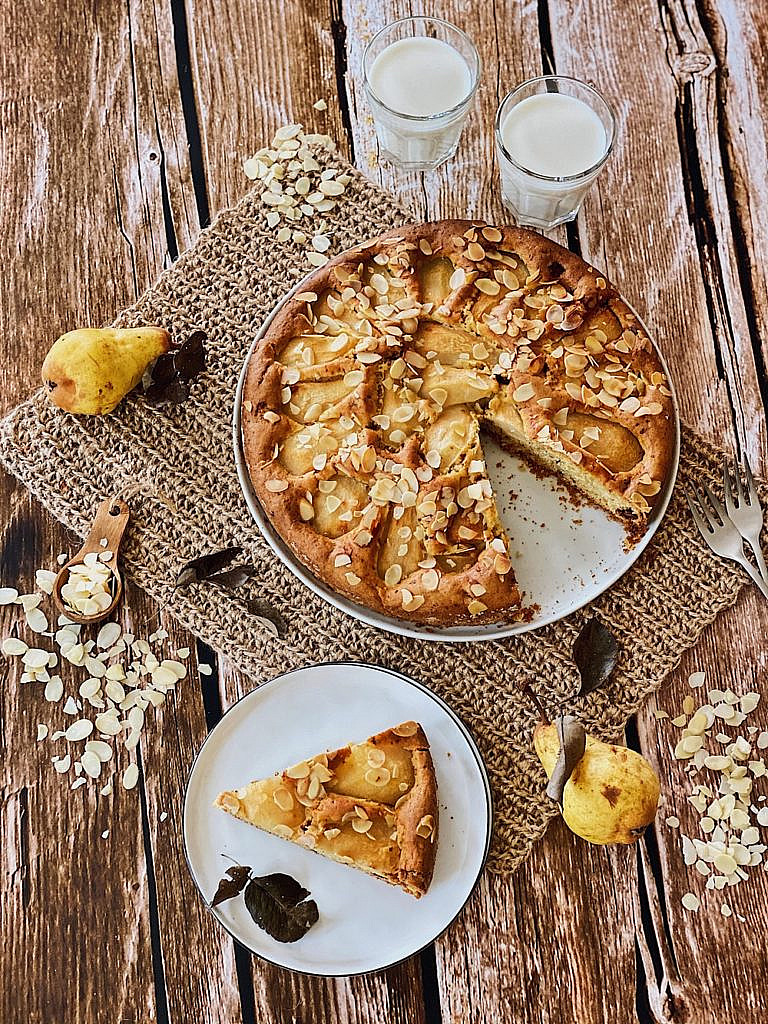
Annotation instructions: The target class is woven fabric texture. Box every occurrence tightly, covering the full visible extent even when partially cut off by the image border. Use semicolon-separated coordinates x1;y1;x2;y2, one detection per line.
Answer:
0;140;759;874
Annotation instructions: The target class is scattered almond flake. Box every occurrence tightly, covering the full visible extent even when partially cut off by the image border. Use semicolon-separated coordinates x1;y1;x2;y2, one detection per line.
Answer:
65;719;94;742
80;751;102;778
94;712;122;736
122;764;140;790
720;902;732;917
681;892;700;912
2;636;28;656
159;811;168;822
37;724;48;741
757;808;768;827
199;664;213;676
35;570;57;594
101;830;110;839
313;98;327;111
25;607;48;633
653;709;669;720
97;622;122;649
0;586;19;604
53;754;71;774
666;816;680;829
85;740;113;762
71;777;87;790
100;780;113;796
176;647;190;659
44;676;64;702
62;696;79;716
689;671;706;688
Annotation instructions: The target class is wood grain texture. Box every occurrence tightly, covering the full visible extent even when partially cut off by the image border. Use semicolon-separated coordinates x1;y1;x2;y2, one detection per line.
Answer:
2;0;768;1022
0;1;238;1023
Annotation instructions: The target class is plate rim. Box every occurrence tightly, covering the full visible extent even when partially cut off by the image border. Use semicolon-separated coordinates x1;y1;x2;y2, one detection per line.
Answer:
232;247;681;642
181;659;494;977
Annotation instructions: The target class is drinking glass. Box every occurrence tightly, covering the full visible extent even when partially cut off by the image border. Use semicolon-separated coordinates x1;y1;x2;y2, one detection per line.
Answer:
363;17;481;171
495;76;616;229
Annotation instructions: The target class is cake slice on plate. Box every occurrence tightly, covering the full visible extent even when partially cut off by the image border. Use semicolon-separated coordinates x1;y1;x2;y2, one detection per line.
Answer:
214;720;438;898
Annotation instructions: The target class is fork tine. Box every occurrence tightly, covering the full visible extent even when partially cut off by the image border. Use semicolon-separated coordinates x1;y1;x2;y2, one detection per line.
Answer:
701;481;727;524
685;489;712;536
722;458;737;517
734;451;746;506
743;453;758;507
689;484;718;531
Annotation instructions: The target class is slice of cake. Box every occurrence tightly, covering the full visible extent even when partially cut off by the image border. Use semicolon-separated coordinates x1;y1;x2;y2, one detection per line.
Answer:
214;721;438;898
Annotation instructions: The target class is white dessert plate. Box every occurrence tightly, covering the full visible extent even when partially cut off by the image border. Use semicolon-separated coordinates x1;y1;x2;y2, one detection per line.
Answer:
233;269;680;643
183;662;492;976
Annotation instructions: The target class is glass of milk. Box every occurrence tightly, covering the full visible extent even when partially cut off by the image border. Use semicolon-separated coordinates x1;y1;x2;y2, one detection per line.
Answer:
495;76;616;229
363;17;481;171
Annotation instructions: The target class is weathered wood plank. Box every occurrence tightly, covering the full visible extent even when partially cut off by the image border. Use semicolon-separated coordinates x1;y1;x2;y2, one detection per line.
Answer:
697;0;768;398
0;1;242;1022
186;0;351;217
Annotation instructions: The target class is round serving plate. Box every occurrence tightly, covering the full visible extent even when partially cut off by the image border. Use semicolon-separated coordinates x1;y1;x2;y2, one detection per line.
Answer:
233;256;681;643
183;662;493;976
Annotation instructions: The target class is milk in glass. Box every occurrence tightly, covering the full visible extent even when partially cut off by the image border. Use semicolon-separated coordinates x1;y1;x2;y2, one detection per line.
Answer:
364;21;479;170
496;80;614;228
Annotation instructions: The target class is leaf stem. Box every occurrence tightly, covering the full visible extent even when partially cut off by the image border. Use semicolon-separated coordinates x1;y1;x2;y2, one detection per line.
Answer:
521;682;550;724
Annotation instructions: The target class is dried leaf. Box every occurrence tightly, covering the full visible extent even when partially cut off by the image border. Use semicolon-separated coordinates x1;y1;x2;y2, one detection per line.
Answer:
243;872;319;943
174;331;207;381
572;617;618;697
144;328;207;405
151;353;177;387
211;864;251;907
176;546;242;588
545;715;587;806
245;598;284;638
144;380;190;406
208;565;257;589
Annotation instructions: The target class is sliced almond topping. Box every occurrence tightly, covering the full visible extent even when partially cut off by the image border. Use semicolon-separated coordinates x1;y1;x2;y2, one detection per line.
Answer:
273;787;294;812
512;383;535;403
365;766;391;786
393;720;419;737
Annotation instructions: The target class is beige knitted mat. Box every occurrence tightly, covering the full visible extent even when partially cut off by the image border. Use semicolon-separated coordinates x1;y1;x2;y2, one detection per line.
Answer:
1;139;762;875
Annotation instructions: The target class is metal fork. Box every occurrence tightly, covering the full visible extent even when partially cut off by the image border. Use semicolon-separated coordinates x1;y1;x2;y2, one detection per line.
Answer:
685;483;768;600
722;454;768;586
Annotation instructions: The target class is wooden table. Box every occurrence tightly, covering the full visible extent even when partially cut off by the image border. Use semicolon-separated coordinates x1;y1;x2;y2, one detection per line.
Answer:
2;2;767;1021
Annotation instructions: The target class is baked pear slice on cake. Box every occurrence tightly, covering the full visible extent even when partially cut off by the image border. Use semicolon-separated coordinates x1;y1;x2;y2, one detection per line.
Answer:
214;721;438;898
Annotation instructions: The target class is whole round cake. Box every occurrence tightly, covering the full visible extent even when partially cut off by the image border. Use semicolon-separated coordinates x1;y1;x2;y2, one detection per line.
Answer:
241;220;676;625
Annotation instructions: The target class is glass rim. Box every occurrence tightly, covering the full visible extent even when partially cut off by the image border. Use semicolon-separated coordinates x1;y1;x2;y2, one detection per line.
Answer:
494;75;617;183
362;16;481;123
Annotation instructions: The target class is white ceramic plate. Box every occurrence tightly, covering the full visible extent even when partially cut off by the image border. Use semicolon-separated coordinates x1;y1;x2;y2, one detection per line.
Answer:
233;271;680;642
183;662;492;976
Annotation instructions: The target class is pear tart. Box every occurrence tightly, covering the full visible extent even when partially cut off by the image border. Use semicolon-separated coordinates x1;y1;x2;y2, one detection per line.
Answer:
214;721;438;898
242;220;676;624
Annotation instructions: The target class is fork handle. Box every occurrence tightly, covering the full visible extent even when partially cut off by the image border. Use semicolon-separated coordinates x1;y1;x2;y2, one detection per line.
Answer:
738;552;768;601
748;539;768;590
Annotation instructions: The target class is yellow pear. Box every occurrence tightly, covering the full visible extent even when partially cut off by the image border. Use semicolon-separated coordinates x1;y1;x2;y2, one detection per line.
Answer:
534;722;660;844
42;326;171;415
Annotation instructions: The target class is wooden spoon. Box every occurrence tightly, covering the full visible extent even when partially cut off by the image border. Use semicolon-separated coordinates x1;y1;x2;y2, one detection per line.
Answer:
52;497;130;625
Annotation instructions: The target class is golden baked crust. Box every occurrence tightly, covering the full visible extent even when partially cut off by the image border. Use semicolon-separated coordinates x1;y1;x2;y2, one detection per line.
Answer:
242;220;676;625
214;721;438;898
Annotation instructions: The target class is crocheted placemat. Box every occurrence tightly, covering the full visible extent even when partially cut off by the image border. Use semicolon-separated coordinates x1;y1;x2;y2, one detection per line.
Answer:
1;138;760;875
